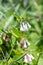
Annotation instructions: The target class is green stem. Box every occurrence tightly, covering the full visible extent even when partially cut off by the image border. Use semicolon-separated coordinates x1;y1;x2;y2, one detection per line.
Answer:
0;47;5;59
36;52;42;65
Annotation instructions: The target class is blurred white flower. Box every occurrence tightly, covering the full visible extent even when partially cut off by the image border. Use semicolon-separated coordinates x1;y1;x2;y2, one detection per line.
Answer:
29;54;34;60
20;22;31;31
20;38;26;48
24;54;34;63
3;34;9;41
26;40;30;46
20;38;30;48
23;40;27;48
20;23;25;31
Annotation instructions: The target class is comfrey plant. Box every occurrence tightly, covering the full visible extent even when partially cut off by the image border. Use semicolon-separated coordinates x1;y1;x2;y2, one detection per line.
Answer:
0;0;43;65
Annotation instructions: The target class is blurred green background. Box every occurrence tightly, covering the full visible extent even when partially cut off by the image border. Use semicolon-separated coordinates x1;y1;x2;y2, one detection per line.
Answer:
0;0;43;65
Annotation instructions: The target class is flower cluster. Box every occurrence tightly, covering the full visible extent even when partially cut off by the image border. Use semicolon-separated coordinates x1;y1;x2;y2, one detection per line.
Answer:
20;22;31;31
20;38;30;48
24;54;34;63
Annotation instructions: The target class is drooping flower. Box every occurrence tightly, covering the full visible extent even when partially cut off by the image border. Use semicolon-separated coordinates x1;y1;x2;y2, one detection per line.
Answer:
3;34;9;41
20;22;31;31
20;38;30;48
24;54;34;63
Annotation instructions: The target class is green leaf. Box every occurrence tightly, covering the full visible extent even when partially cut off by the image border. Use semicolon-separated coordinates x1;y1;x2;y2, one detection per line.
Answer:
12;27;23;38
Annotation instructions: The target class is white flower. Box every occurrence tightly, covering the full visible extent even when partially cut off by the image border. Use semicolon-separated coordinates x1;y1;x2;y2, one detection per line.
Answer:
20;22;28;31
23;40;27;48
26;40;30;46
3;34;8;41
20;23;25;31
20;22;31;31
29;54;34;60
24;54;34;63
20;38;27;48
20;38;30;48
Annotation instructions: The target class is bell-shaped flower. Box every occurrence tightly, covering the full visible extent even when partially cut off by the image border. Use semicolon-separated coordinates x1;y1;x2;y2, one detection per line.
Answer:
3;34;9;41
20;38;30;48
20;22;31;31
24;54;34;63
